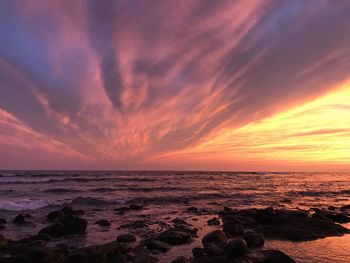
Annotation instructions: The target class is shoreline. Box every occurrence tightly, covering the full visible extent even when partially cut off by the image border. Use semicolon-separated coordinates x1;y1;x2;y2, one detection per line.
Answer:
1;204;349;262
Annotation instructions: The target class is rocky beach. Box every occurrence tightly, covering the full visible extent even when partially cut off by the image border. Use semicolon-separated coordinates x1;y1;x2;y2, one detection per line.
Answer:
1;171;350;262
1;203;350;262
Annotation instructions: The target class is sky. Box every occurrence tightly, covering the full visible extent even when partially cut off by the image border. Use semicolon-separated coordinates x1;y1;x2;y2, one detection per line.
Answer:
0;0;350;171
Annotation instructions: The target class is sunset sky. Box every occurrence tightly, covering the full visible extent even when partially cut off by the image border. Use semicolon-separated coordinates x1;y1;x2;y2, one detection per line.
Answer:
1;0;350;171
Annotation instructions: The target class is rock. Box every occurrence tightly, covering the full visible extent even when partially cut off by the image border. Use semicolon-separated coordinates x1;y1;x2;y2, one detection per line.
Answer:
222;222;244;236
243;229;264;248
133;254;159;263
29;234;51;242
61;206;73;215
192;247;206;258
115;206;130;213
262;249;296;262
193;256;228;263
0;218;7;224
170;256;191;263
225;238;248;258
146;240;172;252
202;230;227;245
203;243;225;257
171;218;190;226
95;219;111;227
0;234;8;247
39;223;65;238
129;204;143;210
187;207;199;213
61;216;87;235
207;218;220;226
117;234;136;243
156;230;192;245
13;214;26;225
0;244;57;263
46;210;65;221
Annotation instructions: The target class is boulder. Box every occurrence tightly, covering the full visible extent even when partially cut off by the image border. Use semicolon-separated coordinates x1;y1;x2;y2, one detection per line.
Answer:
95;219;111;227
13;214;26;225
156;230;191;245
243;229;264;248
202;230;227;245
170;256;191;263
203;243;225;257
61;216;87;235
146;240;172;252
39;223;65;238
192;247;206;258
117;234;136;243
207;218;220;226
46;210;65;222
225;238;248;258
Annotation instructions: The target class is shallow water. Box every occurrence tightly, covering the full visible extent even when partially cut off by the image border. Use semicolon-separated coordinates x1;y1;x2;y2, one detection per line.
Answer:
0;171;350;262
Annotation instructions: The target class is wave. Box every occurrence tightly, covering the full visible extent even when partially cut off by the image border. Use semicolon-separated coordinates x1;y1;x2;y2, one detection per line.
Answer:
42;188;83;194
66;196;125;206
0;199;63;211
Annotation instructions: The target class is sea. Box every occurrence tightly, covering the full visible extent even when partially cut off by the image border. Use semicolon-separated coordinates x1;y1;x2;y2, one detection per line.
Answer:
0;171;350;262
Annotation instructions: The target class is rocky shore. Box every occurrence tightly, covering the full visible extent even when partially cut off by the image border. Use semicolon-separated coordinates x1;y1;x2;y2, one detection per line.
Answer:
0;204;349;263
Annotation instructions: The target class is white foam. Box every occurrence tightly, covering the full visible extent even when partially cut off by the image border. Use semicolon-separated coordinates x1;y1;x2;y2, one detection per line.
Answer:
0;199;61;211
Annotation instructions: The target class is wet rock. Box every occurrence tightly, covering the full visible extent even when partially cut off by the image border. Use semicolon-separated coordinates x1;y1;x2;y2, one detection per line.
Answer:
225;238;248;258
95;219;111;227
146;240;172;252
29;234;51;242
13;214;26;225
133;254;159;263
243;229;264;248
0;218;7;225
39;223;65;238
202;230;227;245
129;204;144;210
170;256;191;263
39;216;87;238
192;247;206;258
314;211;350;224
193;256;228;263
61;216;87;235
117;233;136;243
46;210;66;221
262;249;296;262
207;217;220;226
222;222;244;236
61;206;73;215
186;207;200;214
0;234;8;247
171;218;190;226
156;230;192;245
115;206;130;213
203;243;225;257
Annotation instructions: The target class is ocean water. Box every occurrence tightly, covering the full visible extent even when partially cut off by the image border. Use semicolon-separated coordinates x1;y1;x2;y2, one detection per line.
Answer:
0;171;350;262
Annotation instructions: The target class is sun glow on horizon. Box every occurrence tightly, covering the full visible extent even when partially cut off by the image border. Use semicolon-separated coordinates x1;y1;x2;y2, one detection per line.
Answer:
151;83;350;171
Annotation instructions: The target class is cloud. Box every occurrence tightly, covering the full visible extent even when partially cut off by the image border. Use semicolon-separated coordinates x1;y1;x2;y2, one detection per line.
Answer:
0;0;350;169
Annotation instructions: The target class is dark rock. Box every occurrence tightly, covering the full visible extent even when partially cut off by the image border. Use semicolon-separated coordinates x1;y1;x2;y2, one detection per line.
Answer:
193;256;228;263
13;214;26;225
187;207;199;213
202;230;227;245
61;216;87;235
0;218;7;225
0;244;57;263
133;254;159;263
203;243;225;257
39;223;65;238
95;219;111;227
117;233;136;243
46;210;65;221
156;230;192;245
129;204;144;210
115;206;130;212
170;256;191;263
207;218;220;226
0;234;8;247
243;229;264;248
146;240;172;252
262;249;296;262
192;247;206;258
61;206;73;215
171;218;190;226
222;222;244;236
29;234;51;242
225;238;248;258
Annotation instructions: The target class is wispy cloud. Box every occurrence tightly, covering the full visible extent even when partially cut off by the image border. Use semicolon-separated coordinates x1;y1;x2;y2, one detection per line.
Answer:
0;0;350;170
